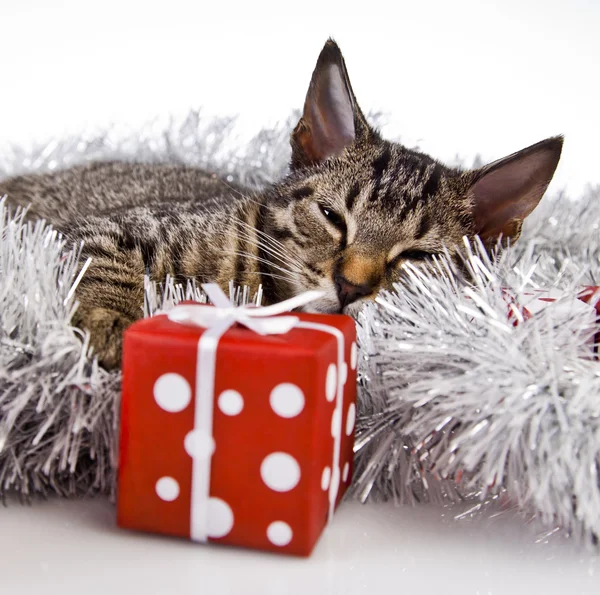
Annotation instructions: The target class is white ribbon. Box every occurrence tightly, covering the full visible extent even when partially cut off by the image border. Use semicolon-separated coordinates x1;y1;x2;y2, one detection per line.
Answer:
167;283;325;335
166;283;326;543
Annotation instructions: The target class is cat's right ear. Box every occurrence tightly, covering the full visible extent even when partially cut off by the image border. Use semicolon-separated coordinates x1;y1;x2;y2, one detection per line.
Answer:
468;136;563;246
290;39;372;169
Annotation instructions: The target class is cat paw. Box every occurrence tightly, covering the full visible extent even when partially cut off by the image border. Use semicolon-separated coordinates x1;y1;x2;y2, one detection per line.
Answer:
72;306;134;370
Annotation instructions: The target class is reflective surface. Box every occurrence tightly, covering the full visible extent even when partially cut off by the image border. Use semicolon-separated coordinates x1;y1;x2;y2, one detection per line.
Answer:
2;497;598;594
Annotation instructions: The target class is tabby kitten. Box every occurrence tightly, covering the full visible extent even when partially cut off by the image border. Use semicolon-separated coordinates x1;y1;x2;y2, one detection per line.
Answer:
0;39;562;369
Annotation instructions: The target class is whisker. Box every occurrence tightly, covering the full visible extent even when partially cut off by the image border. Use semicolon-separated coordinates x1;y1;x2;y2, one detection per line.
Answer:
234;216;296;254
162;253;296;285
234;228;303;273
220;249;298;282
155;240;299;284
231;217;305;271
212;177;307;272
215;179;276;214
240;270;296;283
215;177;252;201
229;217;303;267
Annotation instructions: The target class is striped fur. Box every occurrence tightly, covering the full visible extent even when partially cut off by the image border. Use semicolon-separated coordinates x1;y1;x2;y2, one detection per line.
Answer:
0;41;562;369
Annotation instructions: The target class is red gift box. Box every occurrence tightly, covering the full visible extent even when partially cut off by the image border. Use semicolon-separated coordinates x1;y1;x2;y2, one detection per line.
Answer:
117;286;357;556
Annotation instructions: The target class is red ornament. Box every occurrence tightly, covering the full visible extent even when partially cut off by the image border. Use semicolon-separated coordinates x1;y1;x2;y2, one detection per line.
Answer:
117;293;357;557
508;286;600;356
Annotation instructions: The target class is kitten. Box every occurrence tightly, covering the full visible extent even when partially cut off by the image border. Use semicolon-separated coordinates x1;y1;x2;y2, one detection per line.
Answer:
0;39;562;369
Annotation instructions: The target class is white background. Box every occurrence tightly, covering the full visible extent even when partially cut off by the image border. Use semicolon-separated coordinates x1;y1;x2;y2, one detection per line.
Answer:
2;497;599;595
2;0;599;195
2;2;600;592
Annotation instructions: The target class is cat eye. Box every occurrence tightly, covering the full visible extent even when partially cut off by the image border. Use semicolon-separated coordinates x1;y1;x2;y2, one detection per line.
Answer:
388;250;435;268
318;204;346;230
400;250;434;261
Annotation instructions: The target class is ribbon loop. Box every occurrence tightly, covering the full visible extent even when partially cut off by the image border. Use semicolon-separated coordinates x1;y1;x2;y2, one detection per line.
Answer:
167;283;324;336
203;284;235;310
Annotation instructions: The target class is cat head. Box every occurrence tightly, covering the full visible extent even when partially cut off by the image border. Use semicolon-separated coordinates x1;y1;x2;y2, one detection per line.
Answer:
261;39;563;314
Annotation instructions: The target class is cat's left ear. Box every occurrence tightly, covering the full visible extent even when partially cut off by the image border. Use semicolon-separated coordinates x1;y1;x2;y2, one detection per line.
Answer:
290;39;373;169
469;136;563;245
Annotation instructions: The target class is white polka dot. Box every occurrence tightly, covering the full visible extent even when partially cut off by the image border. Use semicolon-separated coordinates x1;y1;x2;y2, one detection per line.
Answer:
321;466;331;491
270;383;305;418
155;476;180;502
207;498;234;538
343;462;350;482
345;403;356;436
184;429;215;459
350;342;358;370
153;373;191;413
260;452;301;492
340;362;348;385
218;389;244;416
326;363;337;402
267;521;293;546
331;408;342;438
328;466;340;504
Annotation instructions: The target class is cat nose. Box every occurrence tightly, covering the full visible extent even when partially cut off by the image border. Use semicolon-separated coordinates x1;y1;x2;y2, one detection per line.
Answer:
334;274;372;309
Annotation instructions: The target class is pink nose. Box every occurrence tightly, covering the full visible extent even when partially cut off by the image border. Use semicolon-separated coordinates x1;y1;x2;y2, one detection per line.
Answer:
334;274;372;309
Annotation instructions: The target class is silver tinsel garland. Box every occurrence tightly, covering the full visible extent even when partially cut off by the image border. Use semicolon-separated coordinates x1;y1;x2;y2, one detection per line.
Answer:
1;112;599;547
352;240;600;545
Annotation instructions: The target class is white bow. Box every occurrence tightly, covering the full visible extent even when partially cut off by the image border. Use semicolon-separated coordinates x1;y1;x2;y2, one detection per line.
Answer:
167;283;324;335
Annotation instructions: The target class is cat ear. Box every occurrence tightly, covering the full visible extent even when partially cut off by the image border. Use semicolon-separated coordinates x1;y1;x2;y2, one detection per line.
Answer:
291;39;372;169
469;136;563;244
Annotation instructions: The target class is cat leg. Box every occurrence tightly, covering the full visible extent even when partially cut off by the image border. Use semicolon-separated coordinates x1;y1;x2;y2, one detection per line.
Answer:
72;303;136;370
69;228;147;370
